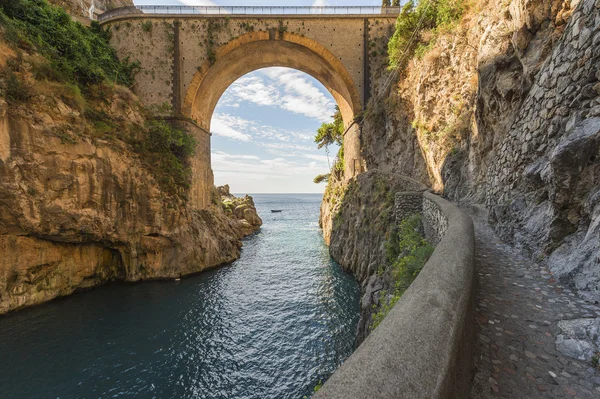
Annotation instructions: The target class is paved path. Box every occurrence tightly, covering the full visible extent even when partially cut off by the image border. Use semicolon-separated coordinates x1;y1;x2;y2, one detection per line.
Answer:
467;208;600;398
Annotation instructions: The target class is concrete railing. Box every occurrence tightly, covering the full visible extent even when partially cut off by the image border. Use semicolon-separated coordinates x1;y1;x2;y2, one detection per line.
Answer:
315;191;475;399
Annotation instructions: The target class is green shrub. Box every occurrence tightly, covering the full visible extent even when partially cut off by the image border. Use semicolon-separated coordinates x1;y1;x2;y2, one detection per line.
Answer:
1;70;31;103
387;0;464;69
371;214;434;330
141;21;153;33
314;105;344;149
0;0;139;89
313;174;330;184
314;106;345;182
137;120;196;198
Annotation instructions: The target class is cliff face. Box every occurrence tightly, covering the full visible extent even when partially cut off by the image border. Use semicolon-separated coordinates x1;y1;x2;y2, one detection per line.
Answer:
321;0;599;341
319;171;426;343
0;97;261;313
323;0;600;309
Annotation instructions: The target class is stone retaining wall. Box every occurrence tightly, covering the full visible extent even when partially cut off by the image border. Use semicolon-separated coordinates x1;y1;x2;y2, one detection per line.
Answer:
394;191;423;224
315;191;475;399
423;195;449;247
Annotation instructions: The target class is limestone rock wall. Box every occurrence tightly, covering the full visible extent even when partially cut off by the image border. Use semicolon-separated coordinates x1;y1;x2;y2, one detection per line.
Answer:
319;171;426;344
485;0;600;301
335;0;600;302
0;105;260;314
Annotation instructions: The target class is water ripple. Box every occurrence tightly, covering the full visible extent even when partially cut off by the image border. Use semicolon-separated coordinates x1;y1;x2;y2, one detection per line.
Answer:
0;194;360;399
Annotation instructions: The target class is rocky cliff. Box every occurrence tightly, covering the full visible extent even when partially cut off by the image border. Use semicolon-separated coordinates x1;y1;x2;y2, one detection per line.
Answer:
0;1;262;314
0;97;261;313
321;0;600;338
320;171;426;343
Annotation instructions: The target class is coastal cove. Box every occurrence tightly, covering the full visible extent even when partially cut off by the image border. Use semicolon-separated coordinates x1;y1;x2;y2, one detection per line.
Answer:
0;194;361;399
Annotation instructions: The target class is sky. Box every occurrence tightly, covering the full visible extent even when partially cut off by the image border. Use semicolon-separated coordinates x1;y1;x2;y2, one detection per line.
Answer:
133;1;383;193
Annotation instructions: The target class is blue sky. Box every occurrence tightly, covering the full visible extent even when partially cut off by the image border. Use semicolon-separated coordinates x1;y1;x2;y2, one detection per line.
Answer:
133;1;383;193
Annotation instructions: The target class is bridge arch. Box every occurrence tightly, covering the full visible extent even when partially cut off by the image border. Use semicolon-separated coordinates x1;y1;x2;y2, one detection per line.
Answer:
101;10;401;209
182;30;362;131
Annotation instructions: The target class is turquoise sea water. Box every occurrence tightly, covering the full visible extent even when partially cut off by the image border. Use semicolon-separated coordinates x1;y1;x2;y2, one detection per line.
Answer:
0;194;360;399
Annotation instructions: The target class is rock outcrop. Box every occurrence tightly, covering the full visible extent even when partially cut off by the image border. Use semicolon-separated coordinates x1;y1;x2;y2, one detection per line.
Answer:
320;171;426;343
323;0;600;314
0;100;261;314
218;184;263;236
555;318;600;361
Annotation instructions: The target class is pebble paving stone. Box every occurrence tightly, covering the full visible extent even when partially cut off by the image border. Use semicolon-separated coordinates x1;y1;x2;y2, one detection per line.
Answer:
467;209;600;398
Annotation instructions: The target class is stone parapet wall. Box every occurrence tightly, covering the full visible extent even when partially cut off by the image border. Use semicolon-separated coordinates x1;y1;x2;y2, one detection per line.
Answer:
316;191;475;399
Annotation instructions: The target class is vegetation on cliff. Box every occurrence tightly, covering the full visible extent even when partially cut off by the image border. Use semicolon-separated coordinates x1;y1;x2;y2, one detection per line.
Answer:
371;214;433;330
0;0;139;89
387;0;465;69
139;121;196;196
0;0;195;199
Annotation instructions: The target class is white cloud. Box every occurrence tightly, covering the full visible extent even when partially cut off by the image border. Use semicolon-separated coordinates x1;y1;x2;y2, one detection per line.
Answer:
212;151;329;182
211;113;319;144
219;68;336;123
261;68;335;122
304;154;330;163
263;142;317;152
211;115;251;142
212;151;260;162
225;76;278;106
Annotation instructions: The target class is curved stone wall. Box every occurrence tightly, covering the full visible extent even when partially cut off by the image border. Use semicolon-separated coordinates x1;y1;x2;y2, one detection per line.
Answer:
315;191;476;398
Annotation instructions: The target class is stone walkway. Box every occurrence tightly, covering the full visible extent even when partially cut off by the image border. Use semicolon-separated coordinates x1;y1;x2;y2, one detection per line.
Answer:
467;207;600;398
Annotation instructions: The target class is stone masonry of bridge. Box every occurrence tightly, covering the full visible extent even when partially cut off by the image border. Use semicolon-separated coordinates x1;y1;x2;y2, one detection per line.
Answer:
100;9;397;209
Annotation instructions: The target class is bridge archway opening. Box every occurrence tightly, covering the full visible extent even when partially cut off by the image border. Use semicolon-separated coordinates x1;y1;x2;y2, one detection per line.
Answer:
209;67;341;193
183;31;362;133
181;31;363;208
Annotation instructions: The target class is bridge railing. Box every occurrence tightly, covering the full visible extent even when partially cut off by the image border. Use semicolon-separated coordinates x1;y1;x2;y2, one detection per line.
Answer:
99;5;401;21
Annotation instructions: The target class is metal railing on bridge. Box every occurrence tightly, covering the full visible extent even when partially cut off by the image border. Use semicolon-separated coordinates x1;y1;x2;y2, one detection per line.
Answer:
99;5;401;21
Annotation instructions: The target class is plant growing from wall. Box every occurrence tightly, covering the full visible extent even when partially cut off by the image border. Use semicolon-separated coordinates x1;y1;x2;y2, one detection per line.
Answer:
141;21;153;33
277;19;288;36
205;20;228;65
240;21;254;32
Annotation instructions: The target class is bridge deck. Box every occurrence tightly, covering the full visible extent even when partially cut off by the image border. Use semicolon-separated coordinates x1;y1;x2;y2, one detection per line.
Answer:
99;5;400;22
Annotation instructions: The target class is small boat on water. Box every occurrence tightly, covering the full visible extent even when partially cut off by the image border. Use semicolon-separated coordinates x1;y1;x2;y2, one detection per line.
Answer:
271;210;283;213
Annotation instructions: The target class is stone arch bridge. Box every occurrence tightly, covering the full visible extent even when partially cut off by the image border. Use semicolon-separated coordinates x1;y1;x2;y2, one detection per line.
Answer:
100;6;398;209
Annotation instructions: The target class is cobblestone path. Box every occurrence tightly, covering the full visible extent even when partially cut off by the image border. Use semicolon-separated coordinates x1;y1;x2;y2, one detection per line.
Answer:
467;208;600;398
